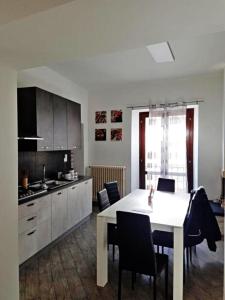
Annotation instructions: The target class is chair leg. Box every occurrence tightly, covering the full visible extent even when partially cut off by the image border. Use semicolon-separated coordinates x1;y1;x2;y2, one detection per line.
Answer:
190;247;192;263
186;247;189;270
183;252;186;284
118;268;122;300
162;246;164;254
113;244;115;262
153;276;157;300
165;262;168;300
157;245;159;253
131;272;135;290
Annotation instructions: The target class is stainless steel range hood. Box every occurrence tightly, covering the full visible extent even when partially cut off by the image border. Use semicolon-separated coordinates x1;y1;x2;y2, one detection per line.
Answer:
17;136;44;140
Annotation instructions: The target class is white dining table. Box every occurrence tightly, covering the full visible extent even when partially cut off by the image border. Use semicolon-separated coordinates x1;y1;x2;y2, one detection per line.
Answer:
96;189;190;300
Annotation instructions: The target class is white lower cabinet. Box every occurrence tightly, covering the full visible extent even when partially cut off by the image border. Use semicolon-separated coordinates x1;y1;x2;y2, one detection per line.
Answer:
80;179;93;219
51;189;68;241
18;194;52;264
67;183;82;229
19;178;92;264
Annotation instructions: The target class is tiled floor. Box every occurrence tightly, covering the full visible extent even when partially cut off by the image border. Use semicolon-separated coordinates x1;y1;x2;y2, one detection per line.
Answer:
19;212;224;299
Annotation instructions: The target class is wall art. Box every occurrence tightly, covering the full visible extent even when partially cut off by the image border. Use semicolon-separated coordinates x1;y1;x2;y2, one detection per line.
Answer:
95;129;106;141
95;111;107;123
111;110;122;123
111;128;122;141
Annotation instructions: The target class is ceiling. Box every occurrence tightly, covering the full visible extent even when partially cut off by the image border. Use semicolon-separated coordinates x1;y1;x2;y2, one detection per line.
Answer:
0;0;74;25
49;32;225;90
0;0;225;69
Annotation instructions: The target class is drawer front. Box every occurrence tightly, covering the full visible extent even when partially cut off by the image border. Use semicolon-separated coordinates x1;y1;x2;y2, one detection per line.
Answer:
19;215;38;235
19;227;38;264
19;200;39;220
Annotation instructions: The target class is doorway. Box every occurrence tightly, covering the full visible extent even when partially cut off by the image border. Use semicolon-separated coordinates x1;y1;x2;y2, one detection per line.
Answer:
139;108;194;192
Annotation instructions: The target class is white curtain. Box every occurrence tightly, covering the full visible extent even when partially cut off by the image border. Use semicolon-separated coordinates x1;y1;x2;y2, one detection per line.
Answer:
146;106;187;192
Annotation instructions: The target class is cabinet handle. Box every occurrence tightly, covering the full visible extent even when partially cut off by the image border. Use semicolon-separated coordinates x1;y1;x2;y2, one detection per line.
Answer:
27;203;35;207
27;216;37;222
57;192;62;195
72;186;76;190
27;230;36;236
73;146;77;149
85;181;88;185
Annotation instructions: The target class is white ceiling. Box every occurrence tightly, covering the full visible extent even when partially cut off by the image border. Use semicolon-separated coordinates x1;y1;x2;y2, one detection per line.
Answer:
49;32;225;90
0;0;74;25
0;0;225;69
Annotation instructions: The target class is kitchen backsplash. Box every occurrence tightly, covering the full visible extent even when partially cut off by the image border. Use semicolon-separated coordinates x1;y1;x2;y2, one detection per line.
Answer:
18;151;71;184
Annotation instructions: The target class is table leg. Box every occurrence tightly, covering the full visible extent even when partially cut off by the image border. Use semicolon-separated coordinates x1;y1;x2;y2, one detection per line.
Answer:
173;227;183;300
97;216;108;286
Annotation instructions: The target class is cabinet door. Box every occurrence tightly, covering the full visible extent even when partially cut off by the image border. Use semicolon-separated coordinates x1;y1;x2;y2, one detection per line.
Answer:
37;219;51;251
36;88;53;151
53;95;68;150
37;194;52;250
80;179;93;219
67;101;81;149
67;184;82;229
51;189;68;240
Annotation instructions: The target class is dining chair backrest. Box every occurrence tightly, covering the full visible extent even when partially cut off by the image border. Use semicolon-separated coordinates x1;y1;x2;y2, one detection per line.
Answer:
157;177;175;193
116;211;157;276
104;181;121;205
97;189;110;212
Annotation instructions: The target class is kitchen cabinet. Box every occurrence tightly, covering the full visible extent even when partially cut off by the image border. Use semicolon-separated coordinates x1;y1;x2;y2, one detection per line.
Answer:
36;89;54;151
53;94;68;150
18;87;54;151
80;179;93;219
18;194;52;264
67;100;81;149
18;178;92;264
37;195;52;251
18;87;81;151
51;189;68;240
67;183;82;229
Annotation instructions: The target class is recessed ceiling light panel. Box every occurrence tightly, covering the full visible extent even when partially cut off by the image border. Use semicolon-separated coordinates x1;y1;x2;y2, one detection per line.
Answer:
147;42;175;63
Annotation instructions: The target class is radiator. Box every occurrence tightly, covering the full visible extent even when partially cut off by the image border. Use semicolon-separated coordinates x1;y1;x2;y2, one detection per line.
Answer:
89;165;126;200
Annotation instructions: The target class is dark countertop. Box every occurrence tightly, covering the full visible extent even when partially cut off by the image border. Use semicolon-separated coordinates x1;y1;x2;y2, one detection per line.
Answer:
18;175;92;205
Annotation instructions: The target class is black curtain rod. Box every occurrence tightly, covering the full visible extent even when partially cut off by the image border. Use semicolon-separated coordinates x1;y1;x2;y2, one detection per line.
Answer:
127;100;204;110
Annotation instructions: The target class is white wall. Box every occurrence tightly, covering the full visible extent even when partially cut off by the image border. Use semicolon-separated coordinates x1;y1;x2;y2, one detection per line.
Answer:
0;64;19;300
89;72;223;199
17;67;89;175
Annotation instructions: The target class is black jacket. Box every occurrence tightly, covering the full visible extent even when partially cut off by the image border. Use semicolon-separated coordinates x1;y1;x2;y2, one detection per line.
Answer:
185;187;221;251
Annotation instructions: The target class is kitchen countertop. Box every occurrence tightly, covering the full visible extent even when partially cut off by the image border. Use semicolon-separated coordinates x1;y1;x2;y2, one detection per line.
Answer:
18;175;92;205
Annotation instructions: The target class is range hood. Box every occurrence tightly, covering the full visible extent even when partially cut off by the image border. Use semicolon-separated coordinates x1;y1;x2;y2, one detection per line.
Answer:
17;136;44;140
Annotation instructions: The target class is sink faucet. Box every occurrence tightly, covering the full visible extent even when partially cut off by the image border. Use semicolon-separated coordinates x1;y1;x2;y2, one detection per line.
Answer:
41;164;48;189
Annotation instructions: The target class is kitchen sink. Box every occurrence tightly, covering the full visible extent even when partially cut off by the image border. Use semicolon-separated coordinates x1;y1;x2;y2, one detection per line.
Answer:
29;180;71;191
46;180;69;190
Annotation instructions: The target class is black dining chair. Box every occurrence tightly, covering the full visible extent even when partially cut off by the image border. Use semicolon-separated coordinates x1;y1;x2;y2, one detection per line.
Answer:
155;177;175;254
104;181;121;205
157;177;175;193
97;189;117;261
152;187;221;271
117;211;168;300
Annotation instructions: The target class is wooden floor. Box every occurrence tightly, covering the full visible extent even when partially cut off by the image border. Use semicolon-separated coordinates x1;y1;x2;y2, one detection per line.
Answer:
20;210;224;300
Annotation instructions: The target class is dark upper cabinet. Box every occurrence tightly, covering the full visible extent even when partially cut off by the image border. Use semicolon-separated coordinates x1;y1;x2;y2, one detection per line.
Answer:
36;88;54;151
18;87;81;152
53;94;68;151
67;100;81;149
18;87;54;151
